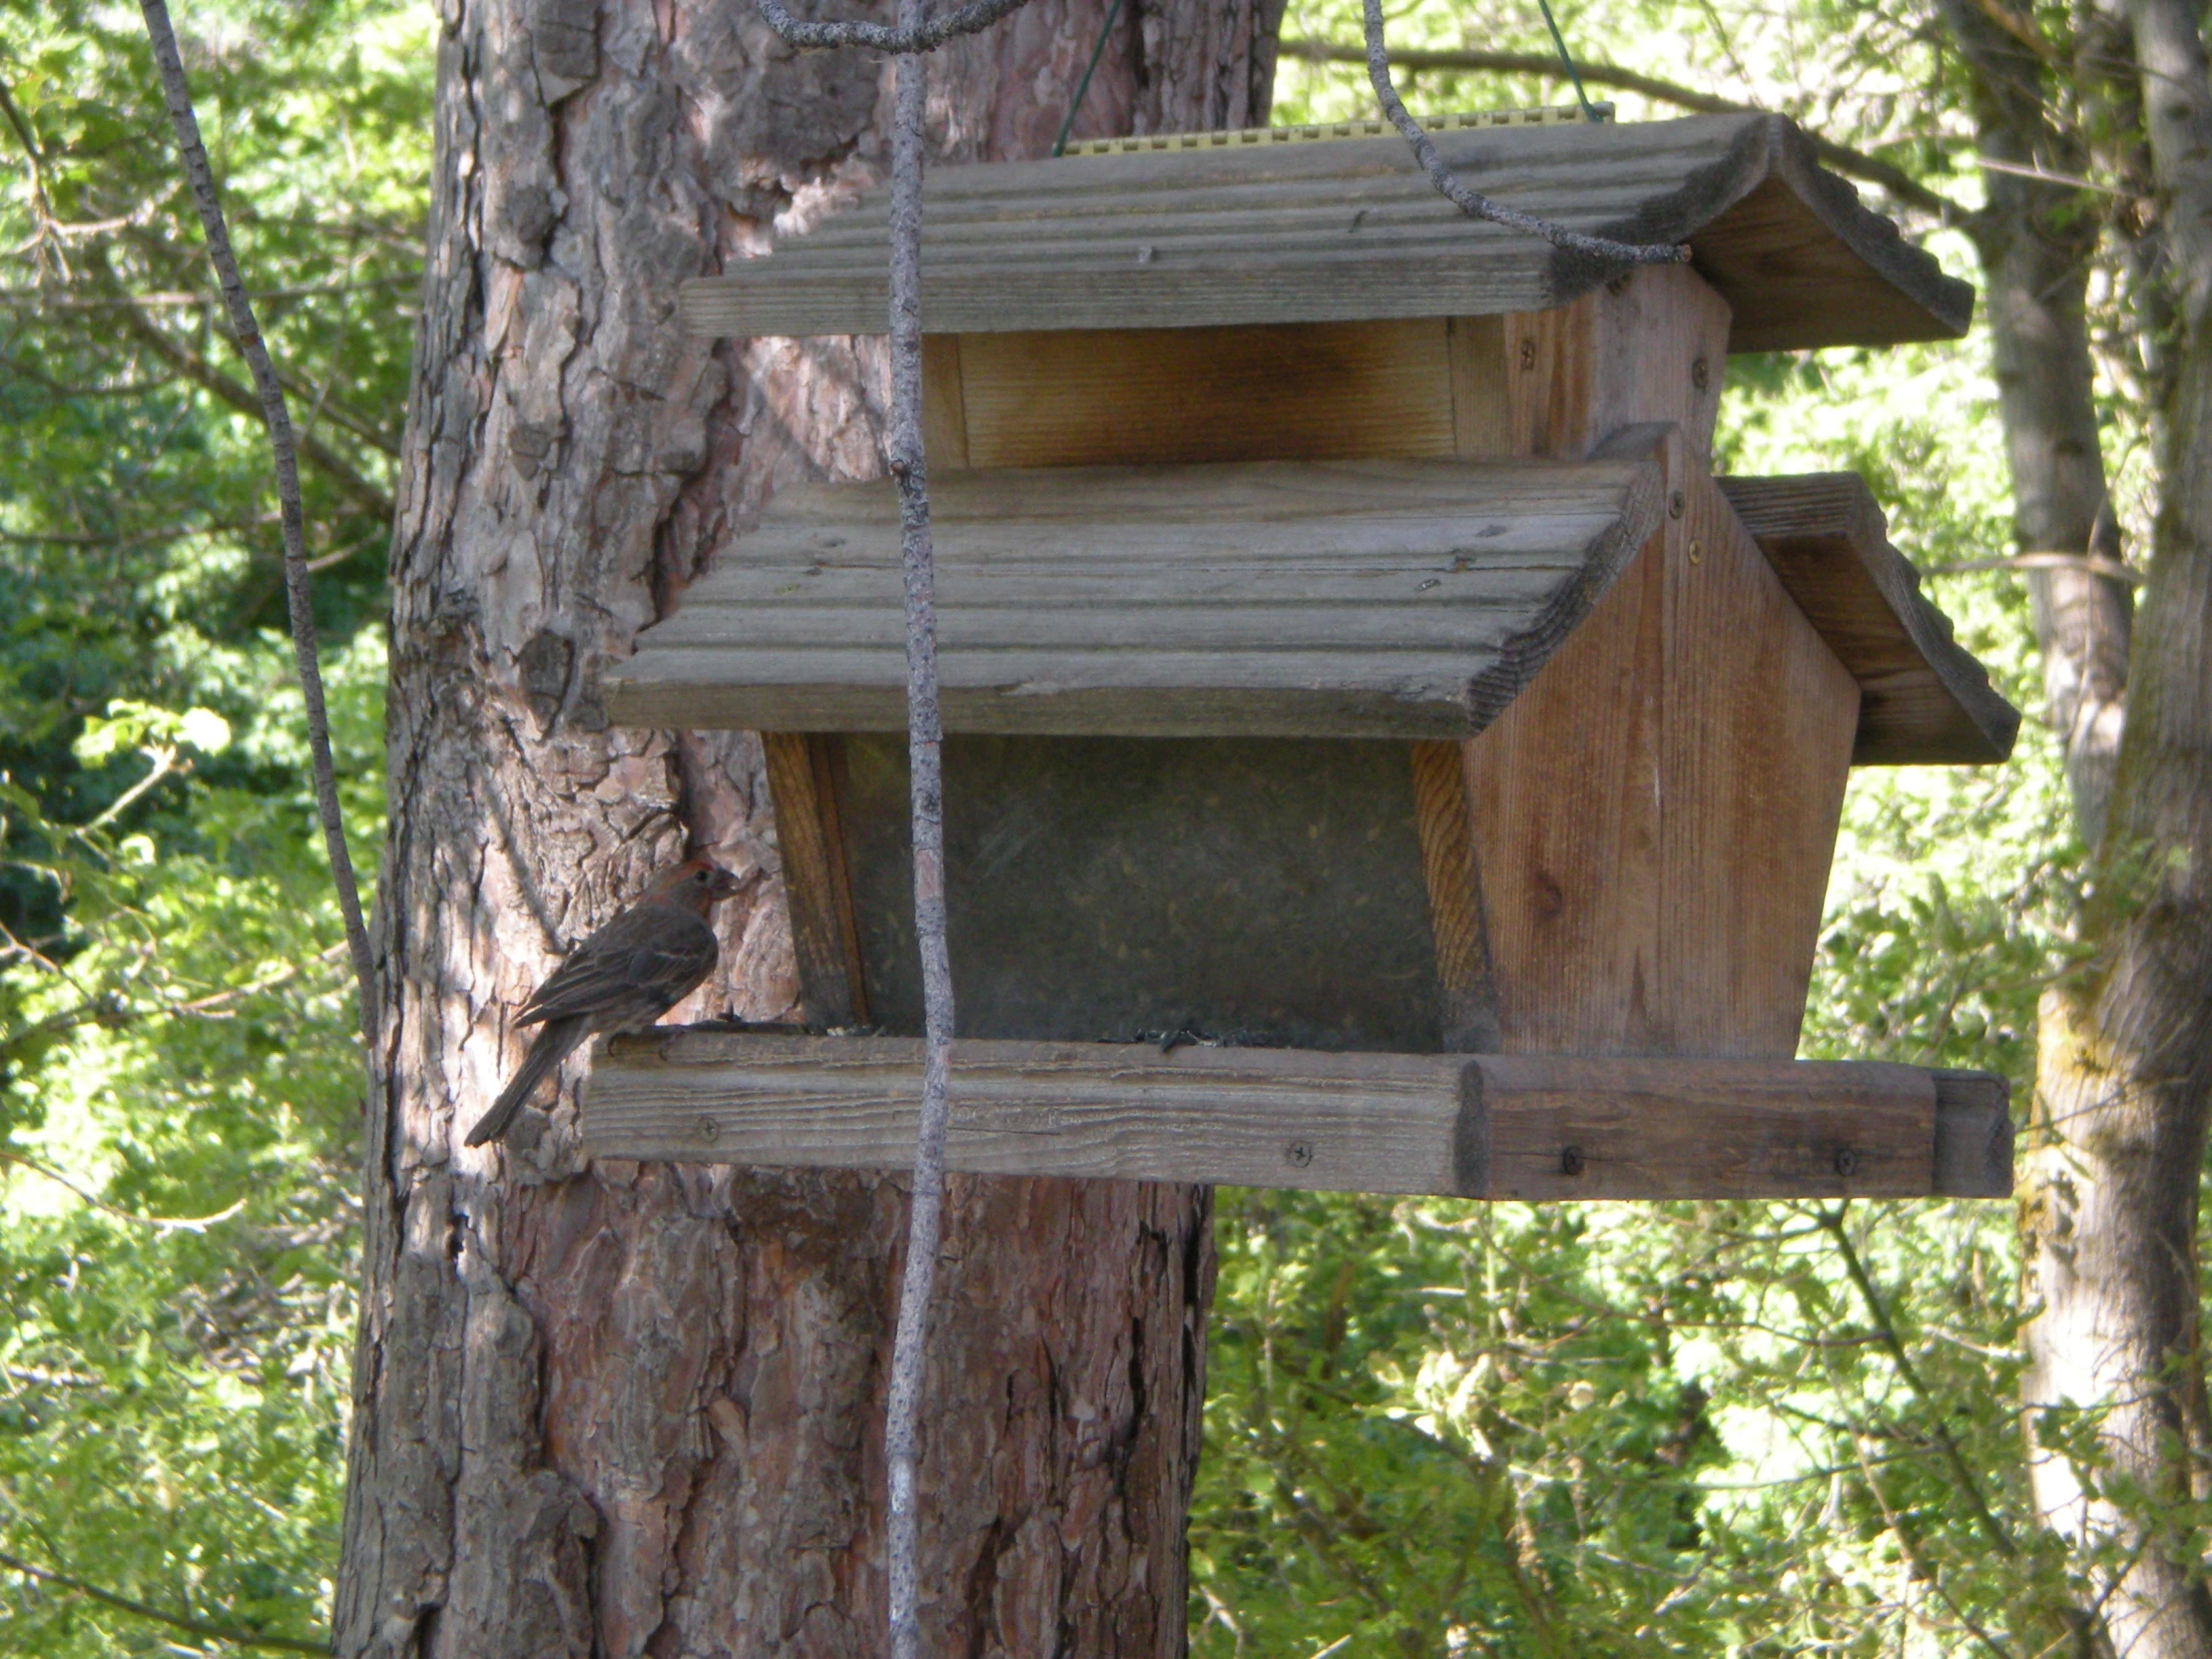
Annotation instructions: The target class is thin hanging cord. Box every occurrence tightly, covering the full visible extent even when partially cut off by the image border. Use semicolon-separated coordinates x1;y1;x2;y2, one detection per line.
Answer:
1364;0;1686;264
1533;0;1599;121
1052;0;1125;157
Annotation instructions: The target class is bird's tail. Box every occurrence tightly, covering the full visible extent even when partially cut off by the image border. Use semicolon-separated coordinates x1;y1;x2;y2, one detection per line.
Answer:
465;1019;587;1147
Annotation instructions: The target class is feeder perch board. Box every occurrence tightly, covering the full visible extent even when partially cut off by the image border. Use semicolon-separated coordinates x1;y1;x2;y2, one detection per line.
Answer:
583;113;2021;1201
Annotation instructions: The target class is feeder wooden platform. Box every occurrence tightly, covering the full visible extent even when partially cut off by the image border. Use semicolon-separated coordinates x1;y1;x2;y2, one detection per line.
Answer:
586;1031;2012;1203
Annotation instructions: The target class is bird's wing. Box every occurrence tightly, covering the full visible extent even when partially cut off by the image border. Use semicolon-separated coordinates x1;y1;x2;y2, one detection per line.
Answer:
517;902;720;1027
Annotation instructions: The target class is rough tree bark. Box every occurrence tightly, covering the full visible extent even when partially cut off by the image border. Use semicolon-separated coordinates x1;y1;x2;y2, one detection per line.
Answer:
334;0;1284;1654
1987;0;2212;1651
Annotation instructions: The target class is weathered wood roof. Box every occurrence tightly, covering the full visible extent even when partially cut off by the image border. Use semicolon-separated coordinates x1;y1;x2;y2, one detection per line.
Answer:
1720;474;2019;765
605;453;1669;741
681;114;1972;352
603;449;2016;760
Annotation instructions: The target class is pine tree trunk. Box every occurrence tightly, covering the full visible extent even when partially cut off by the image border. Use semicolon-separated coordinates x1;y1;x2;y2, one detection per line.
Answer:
335;3;1281;1653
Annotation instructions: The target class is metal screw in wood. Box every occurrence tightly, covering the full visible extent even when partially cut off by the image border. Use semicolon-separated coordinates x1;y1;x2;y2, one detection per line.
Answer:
1285;1140;1314;1168
1560;1144;1587;1177
1834;1146;1861;1177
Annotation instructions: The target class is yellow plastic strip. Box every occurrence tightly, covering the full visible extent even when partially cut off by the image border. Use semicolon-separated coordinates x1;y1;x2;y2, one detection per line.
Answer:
1060;104;1611;157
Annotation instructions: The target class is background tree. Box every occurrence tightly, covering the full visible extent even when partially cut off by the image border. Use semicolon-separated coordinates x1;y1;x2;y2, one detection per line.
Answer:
2014;0;2212;1650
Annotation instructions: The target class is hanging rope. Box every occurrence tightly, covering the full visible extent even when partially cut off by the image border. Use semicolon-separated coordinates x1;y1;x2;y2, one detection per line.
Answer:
1363;0;1687;264
1052;0;1125;157
1533;0;1599;122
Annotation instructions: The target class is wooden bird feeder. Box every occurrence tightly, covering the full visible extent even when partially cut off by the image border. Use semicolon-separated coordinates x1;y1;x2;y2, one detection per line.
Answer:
585;111;2020;1202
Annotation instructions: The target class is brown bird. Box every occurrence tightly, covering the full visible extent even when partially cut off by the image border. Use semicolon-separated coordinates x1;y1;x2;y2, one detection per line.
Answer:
465;857;748;1147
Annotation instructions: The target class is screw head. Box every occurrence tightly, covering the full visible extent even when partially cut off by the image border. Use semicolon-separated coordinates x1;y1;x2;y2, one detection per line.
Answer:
1518;338;1538;371
696;1115;721;1146
1668;489;1686;520
1834;1146;1861;1178
1691;355;1711;391
1560;1145;1587;1178
1285;1140;1314;1169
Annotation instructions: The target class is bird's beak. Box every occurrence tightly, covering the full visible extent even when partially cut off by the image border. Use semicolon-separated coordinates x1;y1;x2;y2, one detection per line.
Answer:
708;868;748;901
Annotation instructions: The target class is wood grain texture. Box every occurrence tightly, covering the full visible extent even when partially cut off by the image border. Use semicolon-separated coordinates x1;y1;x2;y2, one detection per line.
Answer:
582;1034;2001;1200
1410;739;1501;1052
606;454;1668;739
1463;446;1665;1055
760;733;869;1026
1933;1069;2013;1198
590;1032;1468;1192
1719;472;2022;765
1465;1054;1936;1199
679;115;1972;350
932;269;1725;474
1464;426;1861;1057
918;332;969;468
1498;265;1733;460
1447;313;1511;456
954;319;1456;467
1659;435;1861;1056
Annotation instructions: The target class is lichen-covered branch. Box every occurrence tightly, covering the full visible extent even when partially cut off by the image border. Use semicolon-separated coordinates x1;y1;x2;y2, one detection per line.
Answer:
878;19;953;1659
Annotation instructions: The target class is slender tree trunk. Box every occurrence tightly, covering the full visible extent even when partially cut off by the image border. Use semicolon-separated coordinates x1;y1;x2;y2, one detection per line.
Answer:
1938;0;2133;841
1997;0;2212;1651
334;1;1281;1653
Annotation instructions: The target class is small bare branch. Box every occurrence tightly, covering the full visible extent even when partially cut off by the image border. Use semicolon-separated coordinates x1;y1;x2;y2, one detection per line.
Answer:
1281;38;1964;220
1361;0;1689;267
118;301;397;518
1930;551;2144;584
0;1547;325;1654
1818;1206;2021;1562
137;0;376;1041
0;1150;248;1233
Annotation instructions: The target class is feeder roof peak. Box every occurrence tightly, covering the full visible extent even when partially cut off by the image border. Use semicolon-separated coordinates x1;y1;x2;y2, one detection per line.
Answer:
682;112;1971;352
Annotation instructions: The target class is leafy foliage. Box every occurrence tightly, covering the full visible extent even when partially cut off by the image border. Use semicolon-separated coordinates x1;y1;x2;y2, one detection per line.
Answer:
1;0;421;1645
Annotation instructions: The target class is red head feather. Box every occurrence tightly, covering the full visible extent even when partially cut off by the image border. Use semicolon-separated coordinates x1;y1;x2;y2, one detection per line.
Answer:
645;856;748;917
